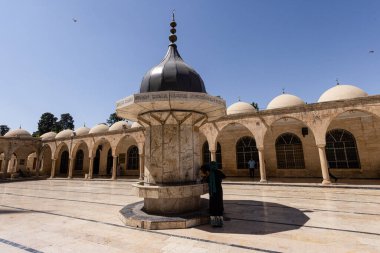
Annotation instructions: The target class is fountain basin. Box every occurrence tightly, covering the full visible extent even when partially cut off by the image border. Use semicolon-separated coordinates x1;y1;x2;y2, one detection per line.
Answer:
133;182;208;214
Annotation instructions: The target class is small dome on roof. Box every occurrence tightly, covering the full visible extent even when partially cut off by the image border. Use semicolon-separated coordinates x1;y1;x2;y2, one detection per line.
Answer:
227;102;256;115
131;122;142;128
267;93;305;110
89;124;109;134
56;129;73;139
109;121;130;131
318;84;368;102
40;131;57;141
4;128;32;138
74;127;90;136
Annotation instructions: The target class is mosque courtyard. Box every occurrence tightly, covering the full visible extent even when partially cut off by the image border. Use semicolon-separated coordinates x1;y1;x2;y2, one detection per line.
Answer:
0;179;379;253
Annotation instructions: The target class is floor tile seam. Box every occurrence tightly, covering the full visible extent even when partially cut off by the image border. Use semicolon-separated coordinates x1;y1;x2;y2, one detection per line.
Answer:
0;237;44;253
21;180;134;185
0;179;46;184
11;179;380;190
5;184;380;199
5;186;380;206
225;192;380;202
3;186;135;196
224;188;380;197
28;180;380;191
225;202;380;216
223;182;380;190
230;217;380;237
14;190;376;217
48;178;139;182
0;204;281;253
1;192;126;207
5;188;380;209
19;181;380;195
24;181;134;187
224;187;380;197
227;191;380;199
7;190;379;219
225;193;380;205
46;179;138;184
18;183;134;191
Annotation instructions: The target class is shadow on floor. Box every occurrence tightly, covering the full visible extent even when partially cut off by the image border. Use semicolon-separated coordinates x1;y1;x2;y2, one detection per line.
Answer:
0;209;35;215
197;199;310;235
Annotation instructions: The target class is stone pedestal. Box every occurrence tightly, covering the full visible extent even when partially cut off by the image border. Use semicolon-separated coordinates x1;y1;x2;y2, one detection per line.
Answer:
134;182;208;214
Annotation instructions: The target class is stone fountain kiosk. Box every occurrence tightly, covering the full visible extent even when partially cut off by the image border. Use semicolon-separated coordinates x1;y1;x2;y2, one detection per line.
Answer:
116;15;226;229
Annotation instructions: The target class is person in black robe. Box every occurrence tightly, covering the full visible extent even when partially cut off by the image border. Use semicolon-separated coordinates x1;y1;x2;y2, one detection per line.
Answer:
200;161;226;227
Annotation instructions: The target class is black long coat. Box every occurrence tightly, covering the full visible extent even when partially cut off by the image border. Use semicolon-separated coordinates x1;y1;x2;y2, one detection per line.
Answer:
208;169;226;216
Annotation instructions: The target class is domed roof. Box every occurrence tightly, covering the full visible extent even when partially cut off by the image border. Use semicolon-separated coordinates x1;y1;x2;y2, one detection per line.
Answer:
74;127;90;136
318;84;368;102
227;102;256;115
89;124;109;134
267;93;305;109
109;121;130;131
131;122;142;128
4;128;32;138
56;129;73;139
40;131;57;141
140;15;206;94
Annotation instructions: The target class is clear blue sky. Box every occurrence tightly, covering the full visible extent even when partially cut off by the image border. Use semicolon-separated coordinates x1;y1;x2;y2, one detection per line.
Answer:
1;0;379;133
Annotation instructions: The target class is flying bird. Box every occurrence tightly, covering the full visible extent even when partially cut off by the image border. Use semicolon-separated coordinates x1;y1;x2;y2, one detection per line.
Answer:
369;50;375;53
72;18;78;23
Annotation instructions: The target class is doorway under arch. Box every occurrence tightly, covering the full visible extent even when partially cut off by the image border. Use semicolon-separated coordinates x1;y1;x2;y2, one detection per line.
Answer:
59;151;69;175
93;148;101;175
106;148;113;175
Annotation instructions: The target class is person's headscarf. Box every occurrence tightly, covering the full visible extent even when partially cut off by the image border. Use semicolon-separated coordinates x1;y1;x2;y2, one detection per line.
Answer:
209;161;218;196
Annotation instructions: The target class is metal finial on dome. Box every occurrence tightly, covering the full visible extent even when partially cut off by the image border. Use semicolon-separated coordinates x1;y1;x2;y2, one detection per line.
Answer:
139;10;206;94
169;10;177;44
336;78;340;85
282;88;285;94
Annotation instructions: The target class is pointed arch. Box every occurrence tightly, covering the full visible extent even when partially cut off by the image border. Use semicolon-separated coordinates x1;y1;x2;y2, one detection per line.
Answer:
127;145;139;170
236;136;258;169
91;138;112;176
75;150;84;171
59;150;69;175
275;133;305;169
106;148;113;175
39;144;52;176
202;141;222;169
325;129;360;169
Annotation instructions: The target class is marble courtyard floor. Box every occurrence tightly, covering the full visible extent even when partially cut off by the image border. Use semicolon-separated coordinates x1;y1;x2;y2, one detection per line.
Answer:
0;179;379;253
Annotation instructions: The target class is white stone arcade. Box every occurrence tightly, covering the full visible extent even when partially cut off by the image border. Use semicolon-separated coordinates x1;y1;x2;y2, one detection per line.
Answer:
116;91;226;214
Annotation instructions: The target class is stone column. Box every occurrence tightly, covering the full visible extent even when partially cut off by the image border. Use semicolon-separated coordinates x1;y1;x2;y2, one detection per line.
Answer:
50;159;56;178
258;147;267;183
1;158;10;179
139;154;144;180
88;157;94;179
210;150;216;162
68;158;74;179
35;158;40;177
317;144;331;184
112;156;118;180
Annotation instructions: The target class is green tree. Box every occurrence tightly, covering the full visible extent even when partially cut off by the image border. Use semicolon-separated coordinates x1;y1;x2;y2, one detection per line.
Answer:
0;125;10;136
251;102;259;110
107;113;124;126
57;113;75;131
38;112;58;135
